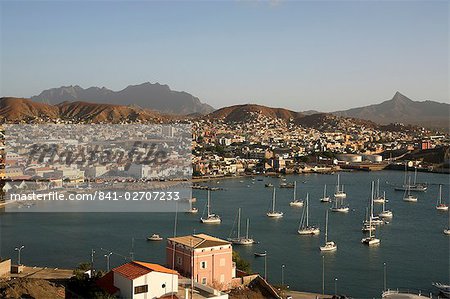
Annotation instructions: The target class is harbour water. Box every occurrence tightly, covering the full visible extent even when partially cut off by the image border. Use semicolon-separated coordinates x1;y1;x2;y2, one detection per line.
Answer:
0;171;448;298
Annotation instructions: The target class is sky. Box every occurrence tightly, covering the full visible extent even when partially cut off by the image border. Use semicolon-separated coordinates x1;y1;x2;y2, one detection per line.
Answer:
0;0;448;112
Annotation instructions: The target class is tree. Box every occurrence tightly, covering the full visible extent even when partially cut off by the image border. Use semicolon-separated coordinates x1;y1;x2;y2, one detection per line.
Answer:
232;251;251;273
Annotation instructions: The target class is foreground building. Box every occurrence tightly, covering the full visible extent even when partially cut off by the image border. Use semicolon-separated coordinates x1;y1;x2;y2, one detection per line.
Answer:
166;234;236;290
97;261;179;299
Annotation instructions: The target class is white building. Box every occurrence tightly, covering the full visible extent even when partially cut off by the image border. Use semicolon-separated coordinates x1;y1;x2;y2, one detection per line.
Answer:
97;261;179;299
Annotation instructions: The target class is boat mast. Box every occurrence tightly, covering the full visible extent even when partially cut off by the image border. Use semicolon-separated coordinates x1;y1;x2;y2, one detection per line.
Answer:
324;184;327;197
306;194;309;227
207;190;211;217
272;187;276;213
246;218;249;239
438;185;442;205
370;181;374;218
237;208;241;239
336;174;340;193
414;167;417;185
325;210;328;243
293;181;297;201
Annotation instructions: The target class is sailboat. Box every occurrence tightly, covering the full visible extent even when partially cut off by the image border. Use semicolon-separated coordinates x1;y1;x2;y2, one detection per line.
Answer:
297;194;320;235
363;182;383;227
436;185;448;211
361;213;380;246
373;179;386;203
267;187;283;218
403;177;418;202
289;181;304;207
229;208;255;245
320;210;337;251
320;184;331;202
362;207;375;232
186;197;198;213
334;174;346;198
378;197;393;218
395;165;427;191
200;190;221;224
330;195;349;213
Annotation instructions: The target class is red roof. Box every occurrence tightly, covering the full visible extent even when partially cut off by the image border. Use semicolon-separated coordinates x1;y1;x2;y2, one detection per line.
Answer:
96;271;119;295
113;261;178;280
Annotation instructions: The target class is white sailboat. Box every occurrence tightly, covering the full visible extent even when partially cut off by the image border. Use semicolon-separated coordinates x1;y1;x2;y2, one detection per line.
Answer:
229;208;255;245
186;197;198;213
436;184;448;211
403;177;418;202
373;179;386;203
362;208;375;232
267;187;283;218
361;212;380;246
378;197;393;218
289;181;304;207
334;174;347;198
320;210;337;251
298;194;320;235
320;184;331;202
330;196;349;213
200;190;221;224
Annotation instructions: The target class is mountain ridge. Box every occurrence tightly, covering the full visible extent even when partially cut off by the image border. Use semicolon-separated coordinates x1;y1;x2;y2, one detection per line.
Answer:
31;82;214;115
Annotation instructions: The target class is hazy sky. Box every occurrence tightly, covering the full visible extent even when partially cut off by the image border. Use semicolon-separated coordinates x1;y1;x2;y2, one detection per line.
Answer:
1;0;448;111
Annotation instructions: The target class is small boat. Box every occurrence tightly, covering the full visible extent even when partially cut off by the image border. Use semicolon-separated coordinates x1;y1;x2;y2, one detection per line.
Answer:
320;184;331;202
254;252;267;257
436;185;448;211
265;183;274;188
279;182;294;188
228;208;255;245
433;282;450;297
267;188;283;218
298;194;320;235
289;181;304;207
257;179;263;181
186;198;198;213
320;210;337;252
373;180;386;203
330;196;349;213
334;174;347;198
147;234;163;241
444;229;450;235
403;178;418;202
378;198;393;219
200;190;221;224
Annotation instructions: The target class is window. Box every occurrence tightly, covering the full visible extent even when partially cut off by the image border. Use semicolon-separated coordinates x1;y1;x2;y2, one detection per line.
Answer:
134;285;148;294
220;274;225;283
202;277;207;284
220;258;225;266
177;256;182;265
200;261;207;269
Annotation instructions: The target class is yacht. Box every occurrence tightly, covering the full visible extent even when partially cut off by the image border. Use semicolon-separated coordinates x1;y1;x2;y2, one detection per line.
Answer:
395;166;428;192
373;179;386;203
403;177;418;202
444;229;450;235
267;187;283;218
147;234;163;241
320;210;337;251
436;184;448;211
378;198;393;218
361;216;380;246
200;190;221;224
265;183;274;188
229;208;254;245
330;196;349;213
186;198;198;213
320;184;331;202
289;181;304;207
334;174;347;198
298;194;320;235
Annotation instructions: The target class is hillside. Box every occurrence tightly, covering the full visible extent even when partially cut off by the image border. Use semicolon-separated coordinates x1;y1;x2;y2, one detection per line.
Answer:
334;92;449;129
206;104;302;123
31;82;214;115
0;97;165;123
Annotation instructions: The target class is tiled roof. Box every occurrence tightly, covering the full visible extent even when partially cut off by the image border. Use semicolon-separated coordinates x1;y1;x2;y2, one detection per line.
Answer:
96;271;119;295
168;233;230;249
113;261;178;280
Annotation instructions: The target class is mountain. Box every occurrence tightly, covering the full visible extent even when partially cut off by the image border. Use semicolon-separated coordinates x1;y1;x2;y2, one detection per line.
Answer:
206;104;302;123
0;97;165;123
31;82;214;115
333;92;449;129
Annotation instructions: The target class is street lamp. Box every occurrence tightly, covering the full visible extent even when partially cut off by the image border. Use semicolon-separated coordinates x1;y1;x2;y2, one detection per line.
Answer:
104;252;113;272
281;264;285;287
334;277;338;296
14;245;25;265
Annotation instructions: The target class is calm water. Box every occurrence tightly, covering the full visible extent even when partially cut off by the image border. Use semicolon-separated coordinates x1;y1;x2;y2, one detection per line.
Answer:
1;171;449;298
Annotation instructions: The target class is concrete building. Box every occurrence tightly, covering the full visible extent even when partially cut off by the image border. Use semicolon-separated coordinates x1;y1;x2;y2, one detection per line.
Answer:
0;258;11;278
97;261;179;299
166;234;236;291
